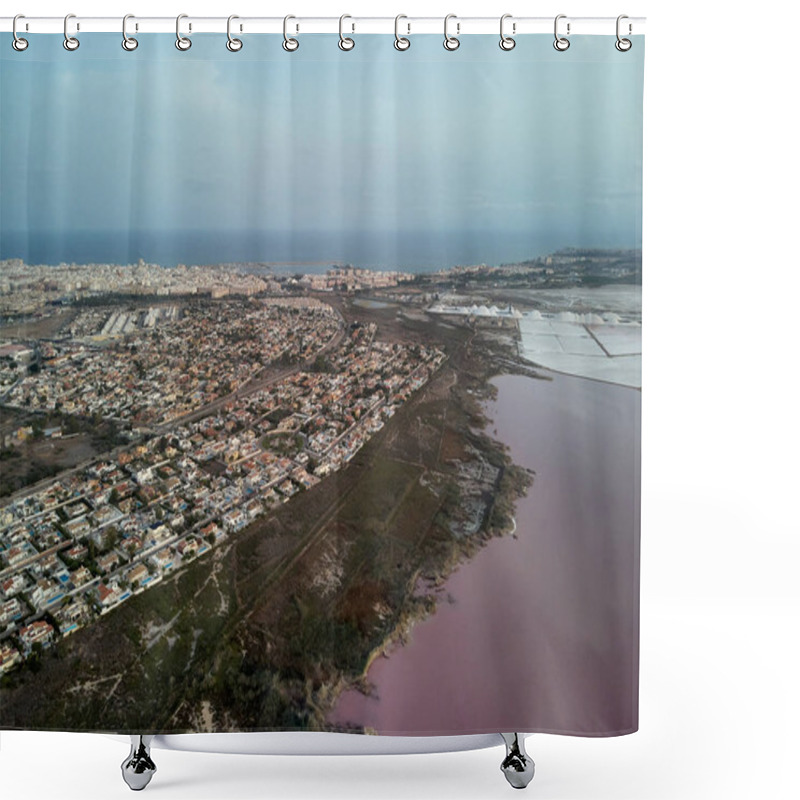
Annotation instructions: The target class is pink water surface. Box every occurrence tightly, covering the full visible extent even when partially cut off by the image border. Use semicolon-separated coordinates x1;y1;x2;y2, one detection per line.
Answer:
329;372;641;736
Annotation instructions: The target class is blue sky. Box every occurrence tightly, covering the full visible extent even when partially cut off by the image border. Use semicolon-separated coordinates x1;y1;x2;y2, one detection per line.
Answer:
1;33;643;260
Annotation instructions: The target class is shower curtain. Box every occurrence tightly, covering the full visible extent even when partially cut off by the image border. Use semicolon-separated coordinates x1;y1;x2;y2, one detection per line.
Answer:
0;29;643;738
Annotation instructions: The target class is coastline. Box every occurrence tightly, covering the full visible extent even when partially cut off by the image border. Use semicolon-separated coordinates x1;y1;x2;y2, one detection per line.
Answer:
321;354;535;731
327;367;641;736
524;361;643;391
319;424;532;734
319;363;534;731
1;294;639;736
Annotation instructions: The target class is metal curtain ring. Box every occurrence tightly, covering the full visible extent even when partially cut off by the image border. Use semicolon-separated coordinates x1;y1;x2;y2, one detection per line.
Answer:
553;14;570;51
444;14;460;51
12;14;28;51
63;13;79;51
615;14;632;51
499;14;515;51
176;13;192;51
339;14;355;51
283;15;299;51
122;14;138;51
226;15;243;51
394;14;410;51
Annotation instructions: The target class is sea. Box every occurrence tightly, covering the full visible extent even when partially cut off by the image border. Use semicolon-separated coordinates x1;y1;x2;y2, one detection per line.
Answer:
0;228;636;273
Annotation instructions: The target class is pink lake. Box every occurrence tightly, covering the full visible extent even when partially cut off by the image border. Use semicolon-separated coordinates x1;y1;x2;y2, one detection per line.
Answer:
329;371;641;737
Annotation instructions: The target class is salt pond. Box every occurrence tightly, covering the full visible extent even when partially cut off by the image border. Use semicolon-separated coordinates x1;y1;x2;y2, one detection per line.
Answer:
516;285;641;388
518;314;641;388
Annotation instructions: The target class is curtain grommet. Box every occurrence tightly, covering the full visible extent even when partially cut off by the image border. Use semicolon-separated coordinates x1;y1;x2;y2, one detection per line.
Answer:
12;15;29;51
394;15;410;51
175;14;192;51
553;15;570;52
338;15;355;51
499;14;516;51
63;13;80;51
283;15;299;51
226;15;243;52
121;14;138;51
444;14;460;51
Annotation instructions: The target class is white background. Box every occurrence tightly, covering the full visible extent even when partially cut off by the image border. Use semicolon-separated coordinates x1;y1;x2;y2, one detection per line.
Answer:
1;1;798;798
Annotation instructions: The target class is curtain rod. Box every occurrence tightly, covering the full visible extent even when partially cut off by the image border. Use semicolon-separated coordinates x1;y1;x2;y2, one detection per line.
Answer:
1;16;645;36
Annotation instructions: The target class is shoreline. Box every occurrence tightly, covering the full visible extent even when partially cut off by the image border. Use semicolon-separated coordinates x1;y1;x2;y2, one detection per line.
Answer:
325;365;640;735
517;358;641;392
321;358;535;731
535;363;642;391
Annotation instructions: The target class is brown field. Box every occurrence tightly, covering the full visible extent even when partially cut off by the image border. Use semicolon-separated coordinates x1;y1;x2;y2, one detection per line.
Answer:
0;309;77;340
0;407;122;499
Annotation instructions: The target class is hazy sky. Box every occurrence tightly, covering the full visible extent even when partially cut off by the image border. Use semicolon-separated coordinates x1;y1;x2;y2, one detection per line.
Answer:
1;33;643;246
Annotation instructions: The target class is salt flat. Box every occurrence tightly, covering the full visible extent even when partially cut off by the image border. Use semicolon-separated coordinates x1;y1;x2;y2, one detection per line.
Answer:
589;324;643;357
518;314;641;388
